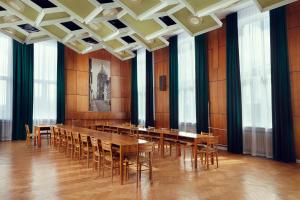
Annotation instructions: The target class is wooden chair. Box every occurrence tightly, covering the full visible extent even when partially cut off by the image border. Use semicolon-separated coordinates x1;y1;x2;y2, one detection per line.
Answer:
66;130;74;158
25;124;35;145
60;128;67;153
197;136;219;169
91;137;102;176
53;127;60;149
73;132;81;160
136;142;154;186
147;126;160;152
101;140;120;182
80;134;92;168
50;126;55;147
162;128;178;157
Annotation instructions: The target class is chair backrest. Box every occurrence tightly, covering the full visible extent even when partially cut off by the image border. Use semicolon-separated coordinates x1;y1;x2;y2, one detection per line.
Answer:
148;126;155;130
101;140;113;159
170;128;178;132
50;126;55;137
66;130;72;141
207;136;219;150
138;142;154;153
25;124;30;136
73;132;80;145
81;134;89;146
91;137;101;154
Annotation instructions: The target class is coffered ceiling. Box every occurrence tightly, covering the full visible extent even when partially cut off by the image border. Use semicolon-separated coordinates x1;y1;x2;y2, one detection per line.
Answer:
0;0;297;60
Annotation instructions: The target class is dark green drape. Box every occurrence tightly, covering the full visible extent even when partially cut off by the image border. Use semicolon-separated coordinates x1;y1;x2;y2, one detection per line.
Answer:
56;42;65;124
226;13;243;154
270;7;295;162
169;36;179;129
131;52;138;125
12;41;34;140
145;50;154;127
195;34;208;133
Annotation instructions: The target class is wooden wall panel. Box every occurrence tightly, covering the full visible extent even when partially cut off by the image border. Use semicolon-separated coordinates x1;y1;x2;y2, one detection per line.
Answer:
207;21;227;145
154;47;170;128
287;1;300;160
64;48;131;125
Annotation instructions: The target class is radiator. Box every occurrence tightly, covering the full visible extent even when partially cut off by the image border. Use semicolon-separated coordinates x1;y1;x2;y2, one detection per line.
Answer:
243;127;273;158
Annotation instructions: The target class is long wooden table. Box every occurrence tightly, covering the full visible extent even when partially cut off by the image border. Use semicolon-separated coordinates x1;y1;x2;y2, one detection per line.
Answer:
90;123;215;169
34;124;51;147
55;125;147;185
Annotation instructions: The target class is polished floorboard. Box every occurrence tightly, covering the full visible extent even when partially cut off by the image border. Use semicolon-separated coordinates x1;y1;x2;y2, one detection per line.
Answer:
0;139;300;200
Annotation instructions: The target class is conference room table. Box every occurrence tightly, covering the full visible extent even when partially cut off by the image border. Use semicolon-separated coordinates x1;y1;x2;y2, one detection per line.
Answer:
55;125;147;185
89;123;215;169
34;124;51;147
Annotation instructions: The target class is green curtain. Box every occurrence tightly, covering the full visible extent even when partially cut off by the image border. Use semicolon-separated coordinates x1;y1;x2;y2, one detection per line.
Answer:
131;52;138;125
169;36;179;129
56;42;65;124
195;34;208;133
270;7;295;162
145;50;154;127
12;41;34;140
226;13;243;154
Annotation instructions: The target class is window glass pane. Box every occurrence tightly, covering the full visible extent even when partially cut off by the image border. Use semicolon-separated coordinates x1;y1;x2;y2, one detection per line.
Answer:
33;40;58;125
0;33;13;140
178;32;196;132
137;48;146;125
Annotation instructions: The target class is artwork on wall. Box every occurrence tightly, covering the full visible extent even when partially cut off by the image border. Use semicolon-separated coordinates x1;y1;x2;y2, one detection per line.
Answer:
89;58;111;112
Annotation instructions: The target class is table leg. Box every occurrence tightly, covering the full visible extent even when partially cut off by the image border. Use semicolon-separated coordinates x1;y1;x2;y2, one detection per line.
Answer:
38;127;41;147
119;145;124;185
160;133;164;158
34;126;37;146
194;140;197;169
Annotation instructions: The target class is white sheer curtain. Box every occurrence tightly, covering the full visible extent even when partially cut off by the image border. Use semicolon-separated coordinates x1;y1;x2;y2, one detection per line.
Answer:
238;6;273;158
137;48;146;126
33;40;57;126
0;33;13;141
178;32;196;132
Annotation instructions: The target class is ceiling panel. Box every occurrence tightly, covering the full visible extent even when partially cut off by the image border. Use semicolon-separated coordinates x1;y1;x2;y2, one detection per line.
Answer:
0;0;297;60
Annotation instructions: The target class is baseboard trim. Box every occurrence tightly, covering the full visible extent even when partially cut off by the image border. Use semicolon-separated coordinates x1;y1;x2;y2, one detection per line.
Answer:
296;159;300;164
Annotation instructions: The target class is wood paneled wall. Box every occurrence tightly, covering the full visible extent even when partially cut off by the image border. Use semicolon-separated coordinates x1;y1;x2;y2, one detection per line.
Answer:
154;47;170;128
207;22;227;145
287;1;300;160
64;48;131;125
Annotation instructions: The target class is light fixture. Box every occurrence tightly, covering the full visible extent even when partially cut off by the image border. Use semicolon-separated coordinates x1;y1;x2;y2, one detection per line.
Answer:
189;16;203;26
6;0;25;12
3;15;20;23
102;8;118;17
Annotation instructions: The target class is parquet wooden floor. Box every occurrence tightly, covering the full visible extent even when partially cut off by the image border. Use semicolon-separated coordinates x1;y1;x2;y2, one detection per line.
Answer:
0;139;300;200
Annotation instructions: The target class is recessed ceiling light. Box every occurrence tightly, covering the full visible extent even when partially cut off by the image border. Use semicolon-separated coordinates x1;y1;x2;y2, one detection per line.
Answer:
189;16;203;26
6;0;25;12
3;15;20;23
102;8;118;17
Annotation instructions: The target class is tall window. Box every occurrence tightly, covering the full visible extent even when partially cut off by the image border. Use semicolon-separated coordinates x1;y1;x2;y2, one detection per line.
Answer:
137;48;146;125
33;40;57;125
178;32;196;132
238;6;272;158
0;33;13;141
